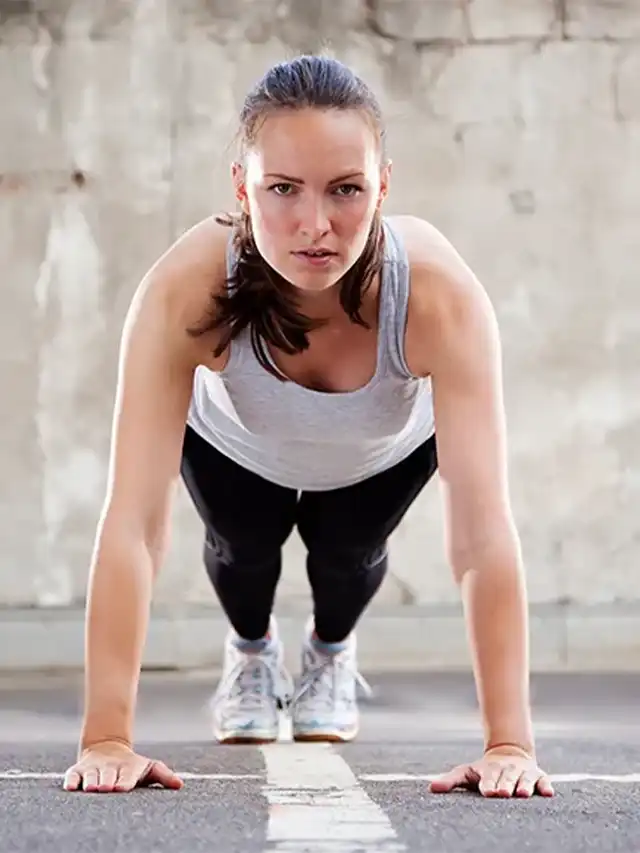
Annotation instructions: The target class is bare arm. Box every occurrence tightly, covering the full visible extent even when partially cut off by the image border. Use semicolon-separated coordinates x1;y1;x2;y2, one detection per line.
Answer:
80;222;225;752
404;220;534;756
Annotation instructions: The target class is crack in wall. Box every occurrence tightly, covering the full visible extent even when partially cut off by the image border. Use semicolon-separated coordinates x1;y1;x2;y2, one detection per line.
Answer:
362;0;638;48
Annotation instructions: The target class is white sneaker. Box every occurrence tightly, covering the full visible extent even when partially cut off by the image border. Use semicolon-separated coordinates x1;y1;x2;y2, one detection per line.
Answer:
210;617;293;744
291;618;371;743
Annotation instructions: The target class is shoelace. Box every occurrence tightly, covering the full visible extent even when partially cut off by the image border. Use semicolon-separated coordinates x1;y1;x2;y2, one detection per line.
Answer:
291;653;372;710
211;654;294;714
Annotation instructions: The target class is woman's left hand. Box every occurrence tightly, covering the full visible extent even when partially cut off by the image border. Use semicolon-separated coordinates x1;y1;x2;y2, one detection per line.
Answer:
429;745;555;798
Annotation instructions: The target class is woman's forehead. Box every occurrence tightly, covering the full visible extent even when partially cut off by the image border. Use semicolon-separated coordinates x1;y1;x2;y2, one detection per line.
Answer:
245;109;380;179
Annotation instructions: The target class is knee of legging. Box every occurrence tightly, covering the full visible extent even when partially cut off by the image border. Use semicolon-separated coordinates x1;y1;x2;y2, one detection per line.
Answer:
307;541;389;576
203;531;283;571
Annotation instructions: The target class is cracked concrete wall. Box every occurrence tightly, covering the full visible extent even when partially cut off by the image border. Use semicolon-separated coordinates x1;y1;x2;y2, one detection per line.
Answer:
1;0;638;616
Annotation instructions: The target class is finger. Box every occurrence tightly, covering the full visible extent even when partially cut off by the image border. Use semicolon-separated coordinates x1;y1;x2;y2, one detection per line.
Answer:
514;771;536;798
535;774;555;797
97;765;119;793
114;766;141;793
429;765;477;794
478;761;503;797
81;768;100;792
429;766;466;793
63;768;82;792
140;760;184;790
494;765;523;798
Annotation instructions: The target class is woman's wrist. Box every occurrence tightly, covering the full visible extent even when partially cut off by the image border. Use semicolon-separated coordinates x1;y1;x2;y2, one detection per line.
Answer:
484;741;535;760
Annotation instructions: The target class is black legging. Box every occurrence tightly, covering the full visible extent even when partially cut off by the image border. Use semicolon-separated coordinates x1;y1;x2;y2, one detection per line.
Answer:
180;425;438;643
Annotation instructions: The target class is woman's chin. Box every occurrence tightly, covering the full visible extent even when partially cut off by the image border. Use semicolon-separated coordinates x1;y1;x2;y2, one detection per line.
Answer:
278;264;344;293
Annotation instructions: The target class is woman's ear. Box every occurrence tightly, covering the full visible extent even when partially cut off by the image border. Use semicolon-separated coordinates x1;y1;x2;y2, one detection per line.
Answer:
231;162;250;214
377;159;392;208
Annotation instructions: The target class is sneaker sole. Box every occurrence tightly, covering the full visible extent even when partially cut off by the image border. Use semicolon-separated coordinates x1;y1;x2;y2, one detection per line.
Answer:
215;734;279;745
292;726;359;743
213;725;279;745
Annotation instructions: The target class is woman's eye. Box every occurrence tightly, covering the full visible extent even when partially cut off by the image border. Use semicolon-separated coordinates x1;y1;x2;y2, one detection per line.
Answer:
270;183;295;195
333;184;362;197
267;182;362;197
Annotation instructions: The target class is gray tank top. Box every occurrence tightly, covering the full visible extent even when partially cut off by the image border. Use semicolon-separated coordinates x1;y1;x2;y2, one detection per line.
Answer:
187;218;435;490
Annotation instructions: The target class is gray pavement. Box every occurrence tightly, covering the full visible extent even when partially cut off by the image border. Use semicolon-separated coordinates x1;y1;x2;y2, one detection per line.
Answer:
2;671;640;852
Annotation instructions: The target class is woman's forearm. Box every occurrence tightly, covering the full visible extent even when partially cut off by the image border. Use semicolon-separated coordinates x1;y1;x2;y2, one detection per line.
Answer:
79;529;155;752
460;544;535;756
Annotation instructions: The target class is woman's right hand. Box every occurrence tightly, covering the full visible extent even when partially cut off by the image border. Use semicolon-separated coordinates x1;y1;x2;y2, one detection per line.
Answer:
63;741;184;793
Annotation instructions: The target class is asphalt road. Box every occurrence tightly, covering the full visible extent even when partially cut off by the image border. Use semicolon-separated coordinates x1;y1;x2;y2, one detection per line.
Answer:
2;671;640;852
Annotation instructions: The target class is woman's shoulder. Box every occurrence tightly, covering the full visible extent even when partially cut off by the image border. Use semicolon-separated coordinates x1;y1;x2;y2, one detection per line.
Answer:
386;213;491;311
147;215;232;313
385;215;498;376
123;215;234;367
385;214;462;275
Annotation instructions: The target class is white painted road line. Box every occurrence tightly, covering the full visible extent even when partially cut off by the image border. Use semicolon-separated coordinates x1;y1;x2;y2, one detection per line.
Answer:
261;743;405;853
361;773;640;784
1;769;640;784
0;771;261;781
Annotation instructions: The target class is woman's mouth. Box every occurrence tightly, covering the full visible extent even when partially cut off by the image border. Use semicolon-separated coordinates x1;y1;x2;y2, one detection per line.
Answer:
292;249;338;267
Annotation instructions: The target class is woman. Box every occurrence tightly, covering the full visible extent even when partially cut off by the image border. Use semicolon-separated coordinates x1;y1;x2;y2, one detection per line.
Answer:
63;55;554;799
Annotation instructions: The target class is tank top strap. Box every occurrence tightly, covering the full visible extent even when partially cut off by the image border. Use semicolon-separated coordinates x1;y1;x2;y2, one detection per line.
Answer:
377;218;416;380
225;225;238;279
221;225;250;372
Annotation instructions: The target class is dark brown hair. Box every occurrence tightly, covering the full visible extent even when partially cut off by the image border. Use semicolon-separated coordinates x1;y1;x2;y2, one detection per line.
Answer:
188;55;388;378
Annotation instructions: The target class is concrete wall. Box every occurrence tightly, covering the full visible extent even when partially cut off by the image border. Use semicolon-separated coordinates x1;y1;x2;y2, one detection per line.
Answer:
1;0;639;670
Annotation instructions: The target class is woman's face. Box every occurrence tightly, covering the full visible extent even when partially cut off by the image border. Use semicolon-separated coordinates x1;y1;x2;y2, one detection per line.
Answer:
232;107;391;293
